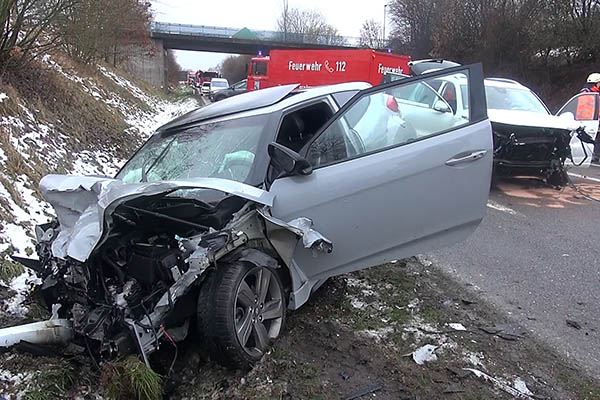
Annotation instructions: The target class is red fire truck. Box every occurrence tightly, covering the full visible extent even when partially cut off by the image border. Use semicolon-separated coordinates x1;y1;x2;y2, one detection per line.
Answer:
247;49;411;91
194;70;220;87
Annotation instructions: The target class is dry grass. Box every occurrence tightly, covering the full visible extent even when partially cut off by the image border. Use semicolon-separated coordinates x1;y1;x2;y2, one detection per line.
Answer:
101;356;162;400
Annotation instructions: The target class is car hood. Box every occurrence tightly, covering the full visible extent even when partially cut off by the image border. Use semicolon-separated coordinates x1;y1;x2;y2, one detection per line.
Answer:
39;174;273;262
488;109;578;131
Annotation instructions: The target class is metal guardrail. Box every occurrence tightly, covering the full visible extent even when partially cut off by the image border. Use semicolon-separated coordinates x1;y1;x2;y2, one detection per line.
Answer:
150;22;392;49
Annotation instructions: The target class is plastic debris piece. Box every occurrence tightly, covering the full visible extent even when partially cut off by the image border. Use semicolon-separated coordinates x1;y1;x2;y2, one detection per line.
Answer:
480;324;524;340
344;384;383;400
448;323;467;331
513;378;534;396
464;368;535;399
566;319;582;330
412;344;438;365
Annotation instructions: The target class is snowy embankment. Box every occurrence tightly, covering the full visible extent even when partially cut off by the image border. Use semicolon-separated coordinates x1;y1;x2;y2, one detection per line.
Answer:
0;56;198;314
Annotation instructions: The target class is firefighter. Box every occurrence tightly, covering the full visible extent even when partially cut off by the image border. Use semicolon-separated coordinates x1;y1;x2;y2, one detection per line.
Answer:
581;74;600;163
581;73;600;93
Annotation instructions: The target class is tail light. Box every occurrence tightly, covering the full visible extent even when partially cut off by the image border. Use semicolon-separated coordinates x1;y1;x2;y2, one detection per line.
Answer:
386;95;399;112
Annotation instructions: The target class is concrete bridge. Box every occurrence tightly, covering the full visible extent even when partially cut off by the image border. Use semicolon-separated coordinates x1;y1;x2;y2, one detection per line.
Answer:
126;22;391;88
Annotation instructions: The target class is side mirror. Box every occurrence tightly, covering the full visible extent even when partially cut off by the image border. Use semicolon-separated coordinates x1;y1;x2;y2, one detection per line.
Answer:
433;99;452;113
268;142;312;178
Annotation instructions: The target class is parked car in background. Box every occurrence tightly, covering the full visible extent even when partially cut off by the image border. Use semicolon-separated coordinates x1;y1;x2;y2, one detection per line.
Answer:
213;79;248;102
209;78;229;101
201;81;211;96
13;64;491;370
556;92;599;165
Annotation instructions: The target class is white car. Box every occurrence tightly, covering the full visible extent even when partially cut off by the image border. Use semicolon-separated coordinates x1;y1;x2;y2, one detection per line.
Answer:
209;78;229;100
200;81;211;96
422;74;587;185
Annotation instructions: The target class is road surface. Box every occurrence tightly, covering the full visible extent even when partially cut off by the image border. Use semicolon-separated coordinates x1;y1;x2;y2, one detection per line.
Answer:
430;165;600;376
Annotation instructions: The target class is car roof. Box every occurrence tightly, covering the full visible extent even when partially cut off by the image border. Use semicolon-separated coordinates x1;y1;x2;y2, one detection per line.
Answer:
157;82;370;133
485;78;528;89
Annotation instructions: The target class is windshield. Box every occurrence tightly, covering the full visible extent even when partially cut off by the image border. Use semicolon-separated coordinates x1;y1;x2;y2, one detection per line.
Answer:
212;81;228;88
485;86;548;114
117;115;268;184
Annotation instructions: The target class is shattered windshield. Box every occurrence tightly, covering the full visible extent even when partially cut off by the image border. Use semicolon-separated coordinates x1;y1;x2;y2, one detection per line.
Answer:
485;86;548;114
117;115;267;184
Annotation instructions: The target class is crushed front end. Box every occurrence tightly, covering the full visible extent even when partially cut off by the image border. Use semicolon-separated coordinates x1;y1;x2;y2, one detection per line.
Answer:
7;175;331;367
491;122;573;186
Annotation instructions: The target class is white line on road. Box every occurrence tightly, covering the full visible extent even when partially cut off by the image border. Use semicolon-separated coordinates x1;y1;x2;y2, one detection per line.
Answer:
567;172;600;183
487;200;518;215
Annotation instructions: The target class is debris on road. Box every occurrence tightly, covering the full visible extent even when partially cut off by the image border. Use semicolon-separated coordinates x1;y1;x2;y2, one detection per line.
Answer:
566;319;582;330
513;377;534;396
464;368;535;399
343;384;383;400
480;324;525;340
447;323;467;331
410;344;438;365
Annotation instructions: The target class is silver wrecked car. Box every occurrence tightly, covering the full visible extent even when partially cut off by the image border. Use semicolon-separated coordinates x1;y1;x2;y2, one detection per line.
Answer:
11;64;492;369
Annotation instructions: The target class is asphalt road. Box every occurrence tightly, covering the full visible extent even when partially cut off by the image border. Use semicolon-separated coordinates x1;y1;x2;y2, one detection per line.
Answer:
429;164;600;376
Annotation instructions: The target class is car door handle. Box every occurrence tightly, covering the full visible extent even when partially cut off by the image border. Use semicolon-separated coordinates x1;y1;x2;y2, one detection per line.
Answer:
445;150;487;166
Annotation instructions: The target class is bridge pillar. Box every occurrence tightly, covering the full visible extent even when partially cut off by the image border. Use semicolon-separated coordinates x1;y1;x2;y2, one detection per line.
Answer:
122;39;167;89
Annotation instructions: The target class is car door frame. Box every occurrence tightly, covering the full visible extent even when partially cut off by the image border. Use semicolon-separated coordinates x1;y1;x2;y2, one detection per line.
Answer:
556;92;599;165
266;64;491;309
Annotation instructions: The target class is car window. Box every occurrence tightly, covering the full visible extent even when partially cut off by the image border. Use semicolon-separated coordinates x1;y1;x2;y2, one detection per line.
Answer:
392;79;444;108
307;70;470;168
117;114;267;184
276;101;334;153
485;86;548;114
558;94;598;121
440;82;457;113
234;81;247;90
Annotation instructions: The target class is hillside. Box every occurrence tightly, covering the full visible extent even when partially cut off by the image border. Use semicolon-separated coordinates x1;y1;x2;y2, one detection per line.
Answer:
0;54;198;313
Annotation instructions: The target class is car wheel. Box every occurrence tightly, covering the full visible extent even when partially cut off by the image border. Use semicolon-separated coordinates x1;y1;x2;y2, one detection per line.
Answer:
197;262;286;369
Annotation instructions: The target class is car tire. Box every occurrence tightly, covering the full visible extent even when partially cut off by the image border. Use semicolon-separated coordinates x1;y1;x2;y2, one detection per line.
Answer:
197;261;286;369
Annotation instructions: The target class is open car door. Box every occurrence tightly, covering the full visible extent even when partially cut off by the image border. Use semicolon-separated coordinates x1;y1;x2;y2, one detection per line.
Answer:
556;92;599;166
268;64;492;306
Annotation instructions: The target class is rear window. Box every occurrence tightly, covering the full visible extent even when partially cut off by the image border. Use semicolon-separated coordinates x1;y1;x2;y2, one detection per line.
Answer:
212;81;228;88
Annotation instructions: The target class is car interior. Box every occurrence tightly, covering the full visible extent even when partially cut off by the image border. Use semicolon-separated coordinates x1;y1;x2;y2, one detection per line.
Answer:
275;102;334;153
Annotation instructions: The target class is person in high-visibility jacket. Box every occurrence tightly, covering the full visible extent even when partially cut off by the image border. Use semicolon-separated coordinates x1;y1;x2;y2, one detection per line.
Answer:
581;73;600;93
581;73;600;163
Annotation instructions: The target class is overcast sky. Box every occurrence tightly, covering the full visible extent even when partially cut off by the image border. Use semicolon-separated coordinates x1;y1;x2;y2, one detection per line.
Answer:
151;0;390;71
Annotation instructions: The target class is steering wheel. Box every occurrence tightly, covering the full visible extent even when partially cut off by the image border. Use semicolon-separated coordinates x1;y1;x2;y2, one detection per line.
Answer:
216;157;254;181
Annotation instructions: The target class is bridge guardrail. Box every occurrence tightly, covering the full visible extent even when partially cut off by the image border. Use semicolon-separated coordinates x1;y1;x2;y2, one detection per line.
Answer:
150;22;392;49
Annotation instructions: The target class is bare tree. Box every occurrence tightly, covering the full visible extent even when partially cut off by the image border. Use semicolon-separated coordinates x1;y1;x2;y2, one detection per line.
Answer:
360;19;383;48
219;54;252;84
58;0;153;65
277;7;346;45
388;0;442;57
0;0;76;70
166;50;182;86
